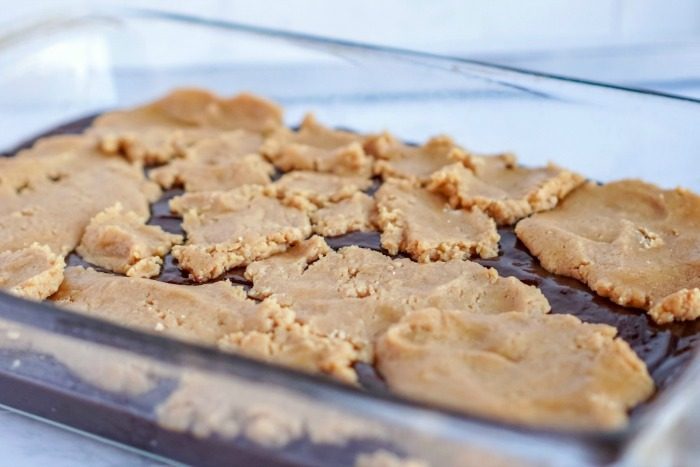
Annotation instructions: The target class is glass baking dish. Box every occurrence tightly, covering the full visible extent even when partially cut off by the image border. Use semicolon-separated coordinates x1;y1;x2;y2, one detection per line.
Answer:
1;6;700;466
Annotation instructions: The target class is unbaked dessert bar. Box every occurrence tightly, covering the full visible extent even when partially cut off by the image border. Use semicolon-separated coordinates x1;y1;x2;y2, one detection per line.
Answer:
3;88;699;432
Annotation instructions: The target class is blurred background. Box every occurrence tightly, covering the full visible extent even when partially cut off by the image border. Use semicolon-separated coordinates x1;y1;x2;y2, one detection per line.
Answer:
2;0;700;98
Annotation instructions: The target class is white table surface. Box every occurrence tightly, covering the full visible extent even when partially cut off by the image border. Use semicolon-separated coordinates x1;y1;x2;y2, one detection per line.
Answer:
0;407;166;466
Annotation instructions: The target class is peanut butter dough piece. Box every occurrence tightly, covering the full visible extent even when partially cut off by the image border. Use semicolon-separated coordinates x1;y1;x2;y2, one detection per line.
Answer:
246;236;549;358
516;180;700;324
77;203;183;278
263;170;375;236
219;299;360;383
267;170;372;211
311;192;375;236
90;89;283;164
170;185;311;281
371;135;467;184
52;267;258;344
376;308;654;429
374;179;499;261
0;135;88;195
52;267;358;381
427;154;585;225
376;308;653;430
0;244;65;300
0;136;160;255
149;131;273;192
155;371;386;445
261;114;373;176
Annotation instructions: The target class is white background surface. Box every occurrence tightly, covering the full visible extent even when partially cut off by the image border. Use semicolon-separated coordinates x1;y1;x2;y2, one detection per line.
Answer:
2;0;700;97
0;1;699;466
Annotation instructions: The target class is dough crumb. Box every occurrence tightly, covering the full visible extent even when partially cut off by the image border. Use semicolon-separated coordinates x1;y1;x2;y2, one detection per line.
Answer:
312;192;375;237
170;185;311;282
515;180;700;324
261;114;373;175
371;134;466;184
149;131;273;192
246;237;549;359
376;308;653;430
374;179;499;261
0;244;64;300
77;203;183;278
90;88;282;164
242;405;305;448
427;154;584;225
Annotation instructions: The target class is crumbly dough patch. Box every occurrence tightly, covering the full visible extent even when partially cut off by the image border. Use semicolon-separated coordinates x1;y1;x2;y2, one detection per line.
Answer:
515;180;700;324
149;131;273;192
52;267;358;381
219;299;360;383
371;135;466;184
261;114;373;175
170;185;311;282
0;244;64;300
427;154;585;225
77;203;183;278
246;236;549;358
90;88;282;164
376;308;653;430
311;192;375;237
0;136;160;255
155;371;387;446
374;179;499;261
266;170;372;211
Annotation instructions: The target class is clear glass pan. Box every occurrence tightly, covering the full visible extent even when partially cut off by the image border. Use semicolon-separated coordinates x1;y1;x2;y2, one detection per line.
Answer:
0;7;699;466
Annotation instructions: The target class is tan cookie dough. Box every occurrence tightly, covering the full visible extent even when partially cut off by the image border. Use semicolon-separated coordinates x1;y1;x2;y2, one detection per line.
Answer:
246;236;549;358
170;185;311;281
90;88;282;164
376;308;653;430
0;244;65;300
311;192;375;237
427;154;585;225
516;180;700;324
219;299;360;383
0;315;165;397
261;114;373;175
371;134;467;184
77;203;183;278
267;170;372;211
374;179;499;261
52;267;358;381
149;131;273;192
0;136;160;255
155;371;387;446
52;266;258;344
0;135;90;196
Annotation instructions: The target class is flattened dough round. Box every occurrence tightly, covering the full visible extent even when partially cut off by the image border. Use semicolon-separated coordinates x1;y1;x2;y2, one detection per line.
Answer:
516;180;700;324
375;308;653;430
